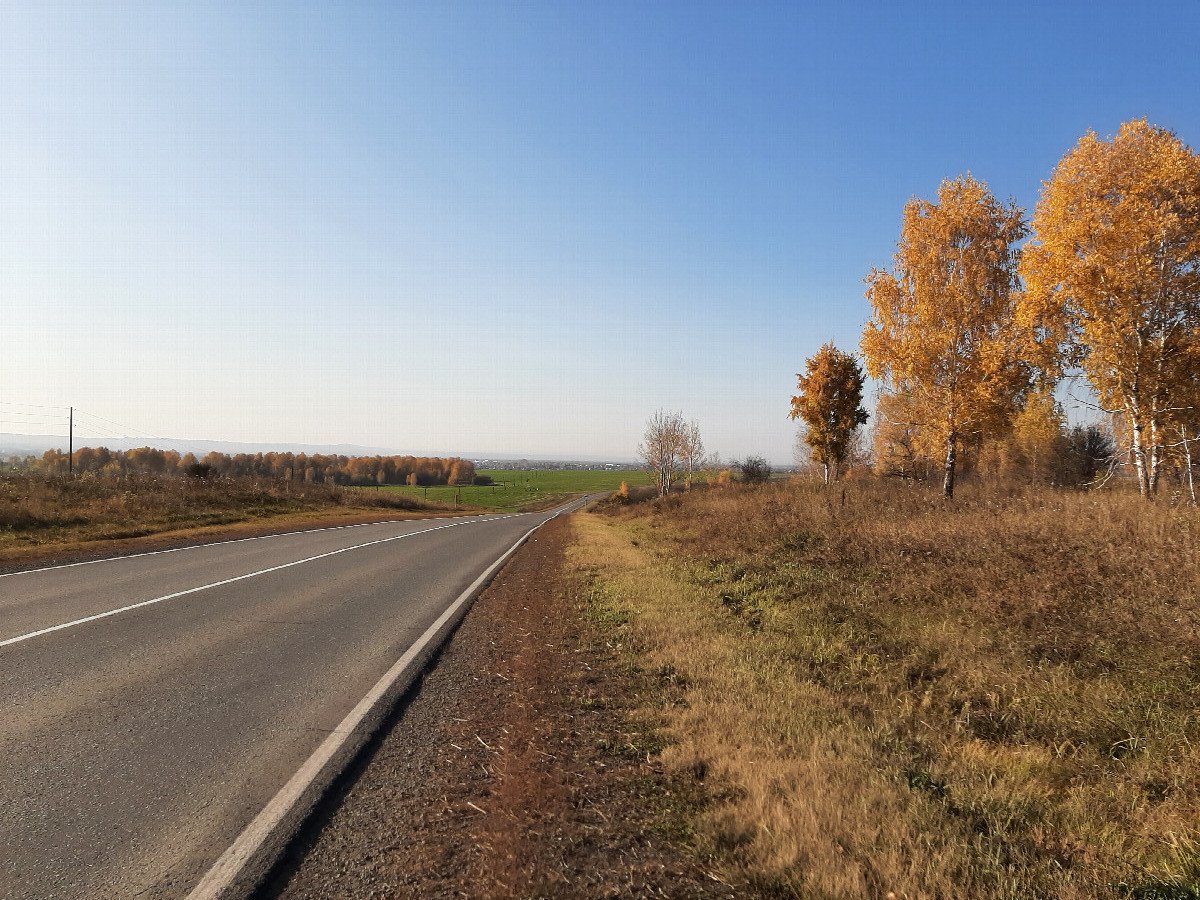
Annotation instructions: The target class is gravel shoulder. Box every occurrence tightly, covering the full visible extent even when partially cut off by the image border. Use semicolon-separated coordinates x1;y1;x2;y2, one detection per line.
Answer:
256;513;738;899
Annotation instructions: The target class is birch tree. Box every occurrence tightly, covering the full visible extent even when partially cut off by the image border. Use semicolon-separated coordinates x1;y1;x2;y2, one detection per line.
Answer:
789;342;868;484
639;409;687;497
1020;120;1200;497
862;174;1031;498
679;420;705;490
1167;362;1199;501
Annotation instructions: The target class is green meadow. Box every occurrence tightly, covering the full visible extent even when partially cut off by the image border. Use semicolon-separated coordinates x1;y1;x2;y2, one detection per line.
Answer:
356;468;650;511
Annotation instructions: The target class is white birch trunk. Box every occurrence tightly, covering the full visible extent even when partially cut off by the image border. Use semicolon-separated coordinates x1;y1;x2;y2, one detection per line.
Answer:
1128;399;1151;497
1149;417;1162;495
1182;424;1196;503
942;431;957;499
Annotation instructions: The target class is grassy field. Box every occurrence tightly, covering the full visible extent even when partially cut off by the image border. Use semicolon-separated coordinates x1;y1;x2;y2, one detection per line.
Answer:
0;468;647;561
571;481;1200;898
0;472;430;562
359;468;650;510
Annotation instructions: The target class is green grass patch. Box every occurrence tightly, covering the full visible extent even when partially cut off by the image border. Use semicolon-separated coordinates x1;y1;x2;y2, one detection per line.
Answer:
358;468;650;511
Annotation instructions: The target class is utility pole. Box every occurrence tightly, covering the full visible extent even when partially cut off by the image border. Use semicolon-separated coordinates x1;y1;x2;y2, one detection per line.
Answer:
68;406;73;475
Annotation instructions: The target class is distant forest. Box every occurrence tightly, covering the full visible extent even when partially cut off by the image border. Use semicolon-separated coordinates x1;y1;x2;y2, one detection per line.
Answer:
35;446;477;487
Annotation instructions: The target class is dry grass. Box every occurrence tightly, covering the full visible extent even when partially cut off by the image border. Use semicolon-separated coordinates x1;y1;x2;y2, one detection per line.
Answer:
569;481;1200;899
0;471;429;559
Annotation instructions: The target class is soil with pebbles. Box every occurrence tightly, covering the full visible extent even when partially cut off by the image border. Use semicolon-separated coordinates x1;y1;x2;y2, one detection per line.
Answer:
257;514;738;900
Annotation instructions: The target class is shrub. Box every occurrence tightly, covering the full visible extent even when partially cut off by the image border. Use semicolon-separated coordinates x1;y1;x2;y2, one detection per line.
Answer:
184;462;212;480
737;456;772;484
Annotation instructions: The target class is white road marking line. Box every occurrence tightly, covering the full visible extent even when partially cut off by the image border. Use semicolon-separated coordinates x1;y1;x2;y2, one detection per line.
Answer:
0;514;503;580
187;500;581;900
0;514;523;650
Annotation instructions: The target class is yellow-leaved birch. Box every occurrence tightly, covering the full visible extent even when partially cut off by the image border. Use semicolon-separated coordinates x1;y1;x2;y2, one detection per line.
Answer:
1020;120;1200;497
862;175;1030;498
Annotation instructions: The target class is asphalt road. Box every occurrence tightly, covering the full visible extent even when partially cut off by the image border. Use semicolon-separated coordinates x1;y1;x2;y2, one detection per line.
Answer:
0;506;572;899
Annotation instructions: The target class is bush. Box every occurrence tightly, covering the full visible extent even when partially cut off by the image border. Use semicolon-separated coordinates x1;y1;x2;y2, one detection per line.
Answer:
1061;424;1116;486
603;481;657;509
737;456;772;484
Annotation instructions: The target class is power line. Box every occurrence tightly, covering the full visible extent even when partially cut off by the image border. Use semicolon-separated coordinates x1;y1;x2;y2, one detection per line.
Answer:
0;400;70;412
0;409;66;420
4;402;279;459
0;417;67;427
71;430;143;445
71;411;231;457
73;410;160;440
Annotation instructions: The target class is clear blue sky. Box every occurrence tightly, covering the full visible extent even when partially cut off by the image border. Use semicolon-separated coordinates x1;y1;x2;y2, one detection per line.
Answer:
2;2;1198;463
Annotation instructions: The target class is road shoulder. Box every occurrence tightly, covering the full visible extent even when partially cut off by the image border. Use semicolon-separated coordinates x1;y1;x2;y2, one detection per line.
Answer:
258;513;736;899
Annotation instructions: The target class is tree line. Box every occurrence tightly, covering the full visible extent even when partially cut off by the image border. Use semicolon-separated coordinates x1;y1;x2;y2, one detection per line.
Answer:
790;119;1199;500
36;446;477;487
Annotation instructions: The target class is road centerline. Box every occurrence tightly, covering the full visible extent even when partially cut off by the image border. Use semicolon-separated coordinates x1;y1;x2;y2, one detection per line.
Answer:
0;514;523;650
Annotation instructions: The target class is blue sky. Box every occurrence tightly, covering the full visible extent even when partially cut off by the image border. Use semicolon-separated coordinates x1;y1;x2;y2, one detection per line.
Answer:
2;2;1198;463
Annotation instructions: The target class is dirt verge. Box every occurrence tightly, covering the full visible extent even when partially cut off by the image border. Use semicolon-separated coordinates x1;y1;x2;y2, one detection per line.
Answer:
258;513;738;899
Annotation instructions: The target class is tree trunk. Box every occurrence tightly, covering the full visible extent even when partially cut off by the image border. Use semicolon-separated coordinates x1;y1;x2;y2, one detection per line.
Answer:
942;431;957;499
1182;424;1196;504
822;461;830;486
1148;418;1162;495
1129;406;1152;497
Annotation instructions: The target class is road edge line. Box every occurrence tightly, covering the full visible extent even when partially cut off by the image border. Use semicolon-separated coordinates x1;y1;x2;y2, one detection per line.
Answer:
185;498;582;900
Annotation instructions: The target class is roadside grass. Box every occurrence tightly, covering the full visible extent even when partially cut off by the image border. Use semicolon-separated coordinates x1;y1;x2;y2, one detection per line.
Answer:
569;481;1200;898
0;471;431;560
361;468;650;510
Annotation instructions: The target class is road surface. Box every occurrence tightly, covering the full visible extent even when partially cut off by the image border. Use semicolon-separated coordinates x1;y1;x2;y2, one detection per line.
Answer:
0;505;574;899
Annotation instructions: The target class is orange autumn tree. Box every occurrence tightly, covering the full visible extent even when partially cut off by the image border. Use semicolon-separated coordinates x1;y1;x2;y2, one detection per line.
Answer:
789;342;868;484
1020;120;1200;497
862;175;1032;498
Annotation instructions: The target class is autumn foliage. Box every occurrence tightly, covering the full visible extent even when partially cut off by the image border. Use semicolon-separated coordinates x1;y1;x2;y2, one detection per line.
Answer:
862;175;1032;498
36;446;476;487
856;124;1200;500
1020;119;1200;497
789;342;868;484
